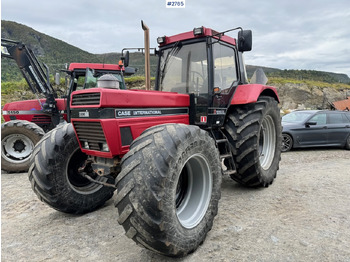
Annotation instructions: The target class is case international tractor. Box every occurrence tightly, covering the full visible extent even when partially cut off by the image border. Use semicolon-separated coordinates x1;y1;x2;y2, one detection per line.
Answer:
1;38;134;172
28;22;282;257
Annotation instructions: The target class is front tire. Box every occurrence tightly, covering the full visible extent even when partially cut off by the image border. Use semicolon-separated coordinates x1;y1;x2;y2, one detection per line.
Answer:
28;123;115;214
224;96;282;187
345;135;350;150
1;120;44;173
115;124;222;257
282;133;293;152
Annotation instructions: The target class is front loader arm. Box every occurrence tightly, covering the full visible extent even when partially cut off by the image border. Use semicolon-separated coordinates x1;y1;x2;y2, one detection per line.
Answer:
1;38;61;127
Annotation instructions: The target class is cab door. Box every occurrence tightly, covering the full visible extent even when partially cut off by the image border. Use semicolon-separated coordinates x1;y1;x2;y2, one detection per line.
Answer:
208;42;239;126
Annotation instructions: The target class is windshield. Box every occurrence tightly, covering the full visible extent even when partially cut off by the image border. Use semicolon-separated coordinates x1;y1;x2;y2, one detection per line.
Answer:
75;69;125;91
158;41;208;95
282;111;314;123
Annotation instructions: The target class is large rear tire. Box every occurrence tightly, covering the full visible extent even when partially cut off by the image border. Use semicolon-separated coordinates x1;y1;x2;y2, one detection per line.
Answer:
1;120;44;173
224;96;282;187
115;124;222;257
28;123;115;214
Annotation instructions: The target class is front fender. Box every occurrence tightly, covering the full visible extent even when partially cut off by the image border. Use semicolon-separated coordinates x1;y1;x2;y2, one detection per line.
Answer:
231;84;279;105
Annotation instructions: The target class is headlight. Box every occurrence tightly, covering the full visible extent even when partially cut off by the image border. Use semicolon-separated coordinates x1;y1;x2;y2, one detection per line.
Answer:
100;142;109;152
83;141;89;149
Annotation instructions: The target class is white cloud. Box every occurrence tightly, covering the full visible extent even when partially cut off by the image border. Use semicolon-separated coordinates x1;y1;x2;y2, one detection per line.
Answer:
2;0;350;76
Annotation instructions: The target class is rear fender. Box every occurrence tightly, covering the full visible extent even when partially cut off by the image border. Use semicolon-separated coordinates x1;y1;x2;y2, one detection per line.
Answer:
231;84;279;105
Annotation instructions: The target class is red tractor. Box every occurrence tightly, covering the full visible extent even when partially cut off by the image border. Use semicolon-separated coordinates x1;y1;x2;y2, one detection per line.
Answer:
1;38;133;172
29;23;282;257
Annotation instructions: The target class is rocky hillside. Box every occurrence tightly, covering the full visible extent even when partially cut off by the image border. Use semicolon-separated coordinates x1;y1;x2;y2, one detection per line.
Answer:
268;78;350;111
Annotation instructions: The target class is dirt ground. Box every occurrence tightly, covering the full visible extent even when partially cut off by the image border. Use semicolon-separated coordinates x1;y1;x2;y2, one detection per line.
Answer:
2;149;350;262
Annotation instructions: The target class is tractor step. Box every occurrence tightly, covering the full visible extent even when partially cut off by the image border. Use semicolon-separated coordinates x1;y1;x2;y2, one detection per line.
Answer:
224;169;237;176
220;153;232;159
210;129;237;177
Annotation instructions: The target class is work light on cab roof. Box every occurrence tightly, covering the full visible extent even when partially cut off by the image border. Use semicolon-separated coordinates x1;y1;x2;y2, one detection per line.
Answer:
157;26;252;53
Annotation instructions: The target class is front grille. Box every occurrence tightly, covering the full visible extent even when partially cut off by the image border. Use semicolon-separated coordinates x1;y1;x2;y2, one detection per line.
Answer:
73;121;106;151
32;115;51;124
72;92;100;106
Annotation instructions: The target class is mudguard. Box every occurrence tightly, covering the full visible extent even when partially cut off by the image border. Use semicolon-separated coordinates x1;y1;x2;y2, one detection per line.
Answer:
231;84;279;105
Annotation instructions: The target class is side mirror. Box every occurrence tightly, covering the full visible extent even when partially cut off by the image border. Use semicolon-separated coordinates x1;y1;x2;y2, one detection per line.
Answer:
124;67;136;76
238;30;252;52
122;51;129;67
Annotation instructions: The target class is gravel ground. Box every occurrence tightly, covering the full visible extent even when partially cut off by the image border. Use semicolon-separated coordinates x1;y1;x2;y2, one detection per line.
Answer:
2;149;350;262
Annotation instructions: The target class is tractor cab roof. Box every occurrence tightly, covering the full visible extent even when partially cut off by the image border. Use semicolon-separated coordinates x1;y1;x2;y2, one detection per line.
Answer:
157;26;236;47
68;63;136;76
68;63;124;72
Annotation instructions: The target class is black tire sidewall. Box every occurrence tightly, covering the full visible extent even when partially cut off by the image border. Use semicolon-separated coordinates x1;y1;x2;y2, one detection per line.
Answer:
49;128;100;197
346;135;350;150
258;98;282;182
1;120;44;172
30;123;115;214
161;131;221;245
224;96;281;187
116;124;222;256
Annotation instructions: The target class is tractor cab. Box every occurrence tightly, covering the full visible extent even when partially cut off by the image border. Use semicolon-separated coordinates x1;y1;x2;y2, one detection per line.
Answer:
155;26;252;126
66;62;133;91
65;62;135;121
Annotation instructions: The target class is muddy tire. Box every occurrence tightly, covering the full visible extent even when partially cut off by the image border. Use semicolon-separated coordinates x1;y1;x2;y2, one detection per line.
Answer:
282;133;293;152
224;96;282;187
1;120;45;173
115;124;222;257
28;123;115;214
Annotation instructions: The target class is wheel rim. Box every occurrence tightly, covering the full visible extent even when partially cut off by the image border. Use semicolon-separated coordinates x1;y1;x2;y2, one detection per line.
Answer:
259;115;276;170
66;148;105;194
1;134;34;164
176;153;212;229
282;134;292;152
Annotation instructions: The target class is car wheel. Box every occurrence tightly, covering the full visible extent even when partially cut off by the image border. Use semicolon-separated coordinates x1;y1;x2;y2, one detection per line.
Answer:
345;135;350;150
282;133;293;152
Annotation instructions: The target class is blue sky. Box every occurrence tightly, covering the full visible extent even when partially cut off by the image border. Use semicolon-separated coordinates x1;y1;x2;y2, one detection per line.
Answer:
2;0;350;76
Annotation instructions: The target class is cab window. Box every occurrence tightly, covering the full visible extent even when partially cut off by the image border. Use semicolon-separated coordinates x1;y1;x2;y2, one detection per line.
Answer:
159;42;208;95
213;43;238;92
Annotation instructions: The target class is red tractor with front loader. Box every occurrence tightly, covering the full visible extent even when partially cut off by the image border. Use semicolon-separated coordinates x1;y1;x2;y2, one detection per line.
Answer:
29;22;282;257
1;38;134;172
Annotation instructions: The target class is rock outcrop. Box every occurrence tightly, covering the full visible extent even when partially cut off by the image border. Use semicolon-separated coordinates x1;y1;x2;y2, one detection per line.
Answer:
273;82;350;110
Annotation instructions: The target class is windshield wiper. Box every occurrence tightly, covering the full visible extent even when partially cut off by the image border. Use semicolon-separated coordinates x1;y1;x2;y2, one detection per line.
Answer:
159;41;181;87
